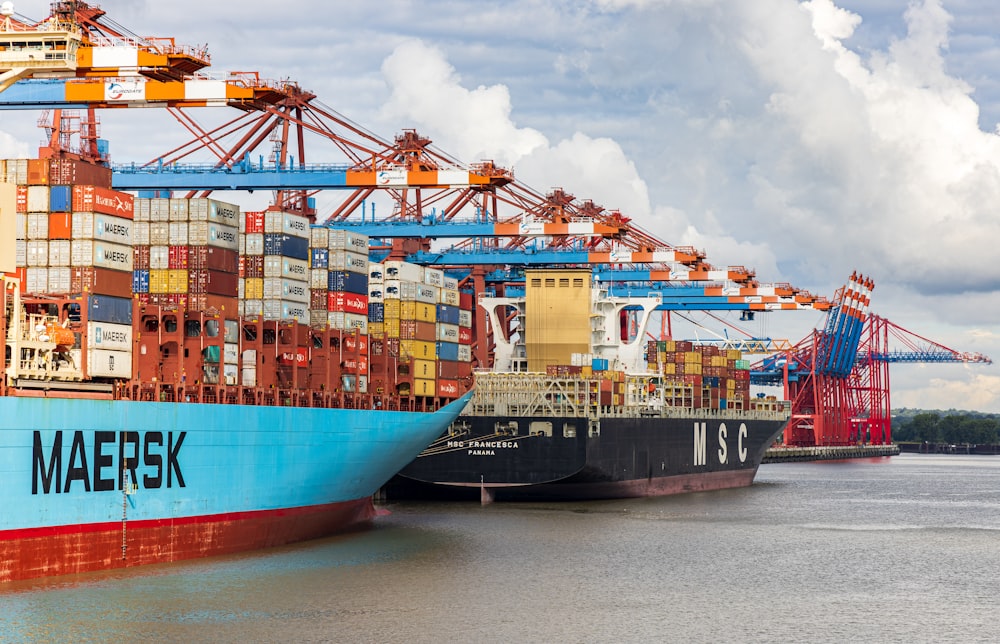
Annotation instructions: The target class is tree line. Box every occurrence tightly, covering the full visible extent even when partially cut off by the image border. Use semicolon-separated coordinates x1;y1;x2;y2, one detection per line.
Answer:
892;411;1000;445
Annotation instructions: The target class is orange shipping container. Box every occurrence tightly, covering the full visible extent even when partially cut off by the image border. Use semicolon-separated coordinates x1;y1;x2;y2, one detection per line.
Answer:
26;159;49;185
15;185;27;213
47;213;73;240
71;266;133;296
72;185;135;220
437;379;459;398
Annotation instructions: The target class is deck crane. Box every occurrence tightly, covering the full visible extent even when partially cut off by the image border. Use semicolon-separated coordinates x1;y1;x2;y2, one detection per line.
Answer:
752;275;991;447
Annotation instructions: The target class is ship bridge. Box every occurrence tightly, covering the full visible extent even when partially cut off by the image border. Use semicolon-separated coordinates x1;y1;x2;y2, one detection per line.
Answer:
0;6;83;92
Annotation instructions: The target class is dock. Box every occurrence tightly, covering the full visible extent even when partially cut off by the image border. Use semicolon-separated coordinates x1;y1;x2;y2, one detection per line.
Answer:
763;444;900;463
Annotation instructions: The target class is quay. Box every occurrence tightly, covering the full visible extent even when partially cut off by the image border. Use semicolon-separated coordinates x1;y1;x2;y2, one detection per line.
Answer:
763;444;900;463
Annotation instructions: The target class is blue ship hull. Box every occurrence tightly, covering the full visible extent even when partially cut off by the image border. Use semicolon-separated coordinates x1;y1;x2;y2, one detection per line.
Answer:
0;391;471;582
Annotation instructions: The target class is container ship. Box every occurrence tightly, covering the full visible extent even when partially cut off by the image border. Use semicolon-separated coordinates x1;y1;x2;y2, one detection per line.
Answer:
391;268;790;501
0;156;476;582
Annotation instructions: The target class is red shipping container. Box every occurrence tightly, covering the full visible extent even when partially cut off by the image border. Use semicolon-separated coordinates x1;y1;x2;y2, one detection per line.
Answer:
244;211;265;233
72;185;135;220
47;212;73;239
49;158;113;188
341;356;369;375
437;379;459;398
168;245;189;269
27;159;50;185
458;326;473;345
71;266;132;296
278;348;308;366
238;255;245;278
457;361;473;378
188;269;238;296
15;185;27;213
133;246;150;270
242;254;264;278
400;319;436;342
188;246;238;273
342;334;369;354
187;293;237;314
327;291;368;315
309;289;326;309
459;291;474;309
438;360;460;379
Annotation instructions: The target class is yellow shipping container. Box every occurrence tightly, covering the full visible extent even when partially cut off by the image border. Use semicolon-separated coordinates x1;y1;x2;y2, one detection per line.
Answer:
685;351;701;364
400;300;436;322
727;349;742;361
168;269;188;293
412;358;437;379
687;363;702;375
384;318;400;338
524;268;591;372
662;363;676;375
368;322;384;336
244;277;263;300
400;339;436;360
581;365;592;377
413;378;436;396
384;299;401;319
149;268;170;294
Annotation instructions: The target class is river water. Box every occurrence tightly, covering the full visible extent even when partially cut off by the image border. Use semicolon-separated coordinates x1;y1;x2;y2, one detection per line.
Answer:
2;453;999;643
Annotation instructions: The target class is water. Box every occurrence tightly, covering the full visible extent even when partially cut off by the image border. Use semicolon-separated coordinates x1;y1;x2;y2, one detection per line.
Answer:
3;454;999;643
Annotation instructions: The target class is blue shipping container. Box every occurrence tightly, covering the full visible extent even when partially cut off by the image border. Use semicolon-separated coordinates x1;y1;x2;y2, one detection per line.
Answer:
368;302;384;322
263;234;309;261
328;270;367;295
49;185;72;213
436;304;460;325
86;294;133;325
132;269;150;294
592;357;609;371
311;248;329;269
437;341;460;362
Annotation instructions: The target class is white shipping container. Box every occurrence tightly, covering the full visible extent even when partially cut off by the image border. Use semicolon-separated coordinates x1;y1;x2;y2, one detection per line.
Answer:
383;260;423;283
238;278;244;299
368;285;384;301
11;158;28;184
368;266;384;283
263;256;308;280
262;298;308;323
241;365;257;387
26;185;49;212
26;240;48;267
242;349;257;363
48;239;71;266
168;221;188;245
149;198;170;221
188;221;239;250
415;284;438;304
310;227;329;248
264;211;310;238
327;311;368;334
223;363;238;386
458;345;472;362
149;221;170;246
14;213;26;238
72;213;133;245
132;221;150;245
238;233;245;255
243;299;263;317
188;198;240;226
436;323;460;342
383;280;402;299
328;250;368;273
309;309;327;328
25;267;47;293
135;197;150;222
224;343;239;364
87;321;132;351
87;348;133;378
443;276;459;290
26;212;48;240
328;230;369;253
15;239;26;266
149;245;170;270
244;232;264;255
439;288;460;306
458;309;473;328
71;240;134;271
423;267;444;287
47;266;70;292
168;197;190;221
309;268;328;288
263;277;309;303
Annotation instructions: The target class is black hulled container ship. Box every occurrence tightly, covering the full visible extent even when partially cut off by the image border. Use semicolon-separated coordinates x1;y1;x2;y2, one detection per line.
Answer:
391;268;789;501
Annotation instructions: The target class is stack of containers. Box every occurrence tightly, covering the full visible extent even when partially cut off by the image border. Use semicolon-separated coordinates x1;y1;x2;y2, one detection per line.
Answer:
238;210;265;318
325;229;370;333
134;197;240;313
3;156;134;379
262;210;310;323
434;273;463;398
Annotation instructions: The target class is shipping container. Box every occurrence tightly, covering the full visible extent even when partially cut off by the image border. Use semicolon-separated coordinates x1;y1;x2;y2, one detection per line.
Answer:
71;240;133;271
86;348;133;378
26;212;48;240
168;221;189;245
413;378;436;397
436;323;460;343
72;185;135;219
263;233;309;260
188;198;240;227
264;211;310;238
71;212;133;245
49;185;72;212
47;266;70;293
86;321;132;351
327;269;367;295
400;339;436;360
310;247;329;269
132;269;150;293
244;211;265;234
149;221;170;245
327;291;368;315
436;304;460;325
244;232;264;255
263;277;309;303
328;229;369;253
383;260;423;283
84;294;133;324
437;341;460;362
437;379;460;398
189;269;239;296
326;311;368;333
327;250;368;273
263;256;308;280
412;358;436;379
189;221;239;250
262;299;308;323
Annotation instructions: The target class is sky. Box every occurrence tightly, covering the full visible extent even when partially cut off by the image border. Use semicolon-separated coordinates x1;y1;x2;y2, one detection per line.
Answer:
2;0;1000;412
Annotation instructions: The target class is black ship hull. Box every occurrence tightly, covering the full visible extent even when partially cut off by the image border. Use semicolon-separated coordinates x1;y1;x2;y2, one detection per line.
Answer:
390;412;788;501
